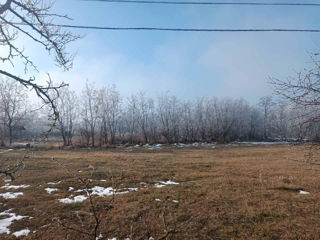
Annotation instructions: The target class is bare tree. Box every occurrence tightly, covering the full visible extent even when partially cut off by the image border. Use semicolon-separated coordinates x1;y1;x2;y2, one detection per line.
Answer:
56;87;78;146
104;85;121;145
0;0;79;123
259;96;274;139
270;54;320;140
0;77;29;145
81;81;99;147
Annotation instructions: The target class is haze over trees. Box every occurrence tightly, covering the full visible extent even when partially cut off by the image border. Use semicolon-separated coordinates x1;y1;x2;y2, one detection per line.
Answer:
1;77;318;146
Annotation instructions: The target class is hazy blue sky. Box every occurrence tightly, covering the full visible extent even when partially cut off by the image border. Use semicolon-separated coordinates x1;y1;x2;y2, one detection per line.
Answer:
7;0;320;103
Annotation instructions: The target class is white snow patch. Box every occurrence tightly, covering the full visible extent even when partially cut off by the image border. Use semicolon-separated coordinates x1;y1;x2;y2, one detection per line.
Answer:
0;149;13;154
91;186;114;197
0;209;26;234
0;192;23;199
1;184;30;190
47;181;61;185
45;188;58;194
68;187;74;191
128;187;138;191
160;180;179;185
59;195;87;204
96;233;103;240
155;198;161;202
299;190;310;195
236;141;289;146
154;180;179;188
12;229;30;237
172;200;179;204
100;180;107;182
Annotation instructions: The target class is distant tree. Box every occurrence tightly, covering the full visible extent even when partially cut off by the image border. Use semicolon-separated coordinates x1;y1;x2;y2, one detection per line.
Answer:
259;96;274;139
56;87;78;146
0;77;28;145
81;81;99;147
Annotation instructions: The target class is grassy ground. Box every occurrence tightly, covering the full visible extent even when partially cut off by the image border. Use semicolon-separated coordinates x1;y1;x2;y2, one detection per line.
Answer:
0;144;320;240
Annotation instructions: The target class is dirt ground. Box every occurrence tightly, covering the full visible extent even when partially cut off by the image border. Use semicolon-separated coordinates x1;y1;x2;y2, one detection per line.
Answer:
0;144;320;240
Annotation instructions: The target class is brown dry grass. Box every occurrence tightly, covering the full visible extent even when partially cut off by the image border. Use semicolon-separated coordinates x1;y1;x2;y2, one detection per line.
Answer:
0;144;320;240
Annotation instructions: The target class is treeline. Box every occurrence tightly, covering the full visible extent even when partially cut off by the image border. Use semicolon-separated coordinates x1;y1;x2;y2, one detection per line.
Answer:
53;82;316;146
0;78;318;146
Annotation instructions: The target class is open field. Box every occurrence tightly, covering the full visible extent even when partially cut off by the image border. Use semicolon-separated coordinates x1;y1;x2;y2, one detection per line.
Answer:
0;144;320;240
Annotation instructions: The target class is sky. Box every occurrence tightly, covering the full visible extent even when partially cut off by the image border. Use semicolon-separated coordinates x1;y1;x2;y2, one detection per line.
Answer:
4;0;320;103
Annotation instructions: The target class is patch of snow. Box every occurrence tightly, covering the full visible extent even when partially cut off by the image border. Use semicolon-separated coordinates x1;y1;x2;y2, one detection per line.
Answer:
155;198;161;202
0;149;13;154
12;229;30;237
299;190;310;195
154;180;179;188
47;181;61;185
160;180;179;185
68;187;74;191
91;186;114;197
1;184;30;190
149;237;155;240
172;200;179;203
100;180;107;182
45;188;58;194
237;141;289;146
96;233;103;240
0;192;23;199
154;183;166;188
59;195;88;204
128;187;138;191
75;189;85;193
0;209;26;234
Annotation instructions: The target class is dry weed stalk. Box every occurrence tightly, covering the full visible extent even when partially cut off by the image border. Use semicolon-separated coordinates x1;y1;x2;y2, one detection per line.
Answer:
0;152;29;181
52;157;115;240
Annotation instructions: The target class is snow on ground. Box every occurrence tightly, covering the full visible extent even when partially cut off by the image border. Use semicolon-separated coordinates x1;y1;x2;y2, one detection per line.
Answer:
90;186;115;197
12;229;30;237
172;200;179;204
0;149;13;154
47;181;62;185
1;184;30;190
0;192;23;199
60;180;179;203
0;209;26;234
154;180;179;188
45;188;58;194
235;141;289;145
299;190;310;195
59;195;88;203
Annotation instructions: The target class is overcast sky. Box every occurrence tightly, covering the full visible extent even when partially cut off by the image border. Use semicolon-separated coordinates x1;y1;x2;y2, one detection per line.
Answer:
5;0;320;103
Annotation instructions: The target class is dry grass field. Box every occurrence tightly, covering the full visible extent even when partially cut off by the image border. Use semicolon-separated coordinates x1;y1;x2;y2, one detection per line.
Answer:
1;144;320;240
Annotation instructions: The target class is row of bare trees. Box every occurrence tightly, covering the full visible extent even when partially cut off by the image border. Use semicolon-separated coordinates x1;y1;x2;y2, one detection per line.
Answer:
1;77;318;146
52;82;317;147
